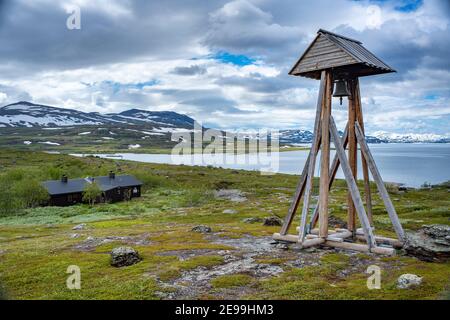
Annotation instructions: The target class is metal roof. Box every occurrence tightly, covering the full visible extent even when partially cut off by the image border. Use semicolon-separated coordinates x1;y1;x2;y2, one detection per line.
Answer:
42;174;143;195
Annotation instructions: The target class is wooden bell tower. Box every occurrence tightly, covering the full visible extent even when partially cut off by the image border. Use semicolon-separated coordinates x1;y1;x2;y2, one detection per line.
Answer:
273;29;405;255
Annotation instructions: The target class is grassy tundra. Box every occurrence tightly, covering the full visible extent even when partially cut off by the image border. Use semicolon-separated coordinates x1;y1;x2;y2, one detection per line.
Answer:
0;150;448;299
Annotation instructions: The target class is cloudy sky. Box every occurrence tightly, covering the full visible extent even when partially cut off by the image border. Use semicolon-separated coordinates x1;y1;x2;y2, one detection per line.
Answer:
0;0;448;135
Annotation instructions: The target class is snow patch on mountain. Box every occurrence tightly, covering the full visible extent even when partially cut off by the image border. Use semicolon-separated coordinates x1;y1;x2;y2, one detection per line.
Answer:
373;131;450;143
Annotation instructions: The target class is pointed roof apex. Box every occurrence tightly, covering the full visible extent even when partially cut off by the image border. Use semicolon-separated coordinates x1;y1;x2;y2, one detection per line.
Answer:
289;29;395;79
317;29;362;44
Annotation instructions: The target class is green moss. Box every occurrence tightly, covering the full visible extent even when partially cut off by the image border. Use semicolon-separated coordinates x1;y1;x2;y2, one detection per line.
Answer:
211;274;254;289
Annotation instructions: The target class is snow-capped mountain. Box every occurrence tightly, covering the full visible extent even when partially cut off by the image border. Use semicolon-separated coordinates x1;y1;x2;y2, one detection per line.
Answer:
278;129;386;144
0;101;196;130
372;131;450;143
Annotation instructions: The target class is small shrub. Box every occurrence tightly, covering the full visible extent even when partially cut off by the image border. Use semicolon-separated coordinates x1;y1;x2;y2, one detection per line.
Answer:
13;179;49;208
82;182;102;206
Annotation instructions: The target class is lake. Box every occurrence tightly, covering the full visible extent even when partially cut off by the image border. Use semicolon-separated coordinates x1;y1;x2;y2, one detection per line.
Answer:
81;144;450;188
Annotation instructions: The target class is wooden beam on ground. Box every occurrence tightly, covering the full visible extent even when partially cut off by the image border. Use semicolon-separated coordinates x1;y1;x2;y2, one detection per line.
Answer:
309;124;349;230
329;116;376;248
347;79;358;233
355;233;403;248
273;233;299;243
355;122;405;241
324;240;395;255
318;71;333;238
280;71;326;236
354;79;373;225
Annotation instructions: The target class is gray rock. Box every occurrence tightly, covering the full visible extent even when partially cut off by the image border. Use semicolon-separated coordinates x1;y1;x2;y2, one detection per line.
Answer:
72;223;87;230
214;189;247;202
275;243;289;250
397;274;422;289
70;233;80;239
223;209;238;214
263;216;283;226
404;224;450;262
422;225;450;239
243;217;263;224
110;247;141;267
191;225;212;233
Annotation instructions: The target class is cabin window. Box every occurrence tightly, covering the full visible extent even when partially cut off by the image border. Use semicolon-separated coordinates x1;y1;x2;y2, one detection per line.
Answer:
68;195;73;202
133;187;138;194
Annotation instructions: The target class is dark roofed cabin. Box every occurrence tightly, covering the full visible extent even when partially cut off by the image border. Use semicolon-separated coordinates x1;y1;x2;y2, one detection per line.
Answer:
42;172;143;206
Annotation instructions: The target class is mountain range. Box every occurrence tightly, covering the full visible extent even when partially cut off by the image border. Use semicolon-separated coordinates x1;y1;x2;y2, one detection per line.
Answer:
0;101;448;144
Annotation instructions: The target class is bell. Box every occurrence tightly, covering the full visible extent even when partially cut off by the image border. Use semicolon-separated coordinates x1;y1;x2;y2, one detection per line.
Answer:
333;79;350;105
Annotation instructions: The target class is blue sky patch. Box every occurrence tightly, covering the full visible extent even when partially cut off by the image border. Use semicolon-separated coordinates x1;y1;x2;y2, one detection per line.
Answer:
101;80;159;93
354;0;423;12
212;51;256;66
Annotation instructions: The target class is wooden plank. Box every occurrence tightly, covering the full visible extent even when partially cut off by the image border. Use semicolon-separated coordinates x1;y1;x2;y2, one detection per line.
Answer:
355;233;403;248
324;241;395;255
318;71;332;238
329;116;376;248
273;233;299;243
301;238;326;248
354;80;373;225
297;71;327;241
355;122;405;241
301;51;350;63
347;80;357;233
309;124;349;230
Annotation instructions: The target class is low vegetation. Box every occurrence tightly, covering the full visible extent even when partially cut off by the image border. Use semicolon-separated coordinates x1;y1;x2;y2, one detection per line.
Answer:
0;150;448;300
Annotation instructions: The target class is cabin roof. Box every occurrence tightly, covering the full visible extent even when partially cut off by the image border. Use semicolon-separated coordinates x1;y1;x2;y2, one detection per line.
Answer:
289;29;395;79
42;174;143;196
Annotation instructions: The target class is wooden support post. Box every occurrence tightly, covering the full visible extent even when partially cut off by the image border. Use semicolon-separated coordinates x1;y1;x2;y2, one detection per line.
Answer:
355;122;405;241
329;116;376;248
347;79;357;234
318;71;332;238
298;71;327;242
280;71;326;235
354;79;373;225
310;124;349;229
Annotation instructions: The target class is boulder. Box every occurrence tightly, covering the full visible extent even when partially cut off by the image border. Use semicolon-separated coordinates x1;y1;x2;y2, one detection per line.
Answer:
191;225;212;233
397;274;422;289
72;223;87;230
214;189;247;202
263;216;283;226
243;217;263;224
223;209;238;214
110;247;141;267
328;215;347;229
403;224;450;262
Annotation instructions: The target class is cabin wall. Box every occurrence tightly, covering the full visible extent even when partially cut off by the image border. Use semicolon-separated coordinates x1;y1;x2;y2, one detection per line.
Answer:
49;192;83;206
47;185;142;206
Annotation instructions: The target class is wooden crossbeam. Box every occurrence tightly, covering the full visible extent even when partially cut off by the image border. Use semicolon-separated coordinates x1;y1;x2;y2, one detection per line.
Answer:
355;122;405;241
329;116;376;248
